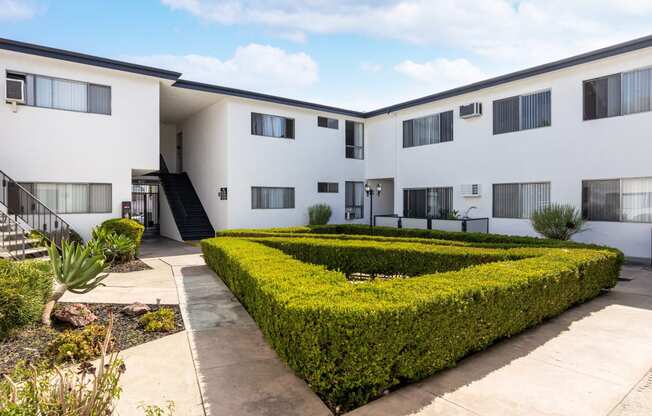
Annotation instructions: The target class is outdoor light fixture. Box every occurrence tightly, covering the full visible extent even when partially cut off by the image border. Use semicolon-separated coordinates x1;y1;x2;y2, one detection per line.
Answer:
365;182;382;229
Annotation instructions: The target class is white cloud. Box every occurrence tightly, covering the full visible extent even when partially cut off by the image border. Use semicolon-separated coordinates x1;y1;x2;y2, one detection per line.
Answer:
395;58;487;90
0;0;39;21
160;0;652;68
360;62;383;73
126;44;318;94
278;30;307;44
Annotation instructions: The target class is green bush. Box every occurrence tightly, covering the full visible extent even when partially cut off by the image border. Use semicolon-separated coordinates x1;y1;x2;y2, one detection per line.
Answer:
308;204;332;225
531;203;586;240
100;218;144;254
46;324;109;363
139;308;176;332
88;227;136;264
201;230;621;410
0;260;52;339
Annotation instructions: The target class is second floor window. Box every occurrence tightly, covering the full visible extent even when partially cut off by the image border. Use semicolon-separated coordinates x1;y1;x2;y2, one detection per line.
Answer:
493;90;551;135
403;110;453;148
584;67;652;120
318;116;339;129
7;71;111;115
493;182;550;219
251;113;295;139
345;121;364;159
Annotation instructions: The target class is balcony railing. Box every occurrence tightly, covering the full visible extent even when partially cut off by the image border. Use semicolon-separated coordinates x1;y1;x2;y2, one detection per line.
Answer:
374;214;490;233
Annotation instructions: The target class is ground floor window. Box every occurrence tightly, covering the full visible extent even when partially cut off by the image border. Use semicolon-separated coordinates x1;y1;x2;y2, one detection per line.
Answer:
403;187;453;218
251;187;295;209
493;182;550;219
345;181;364;219
19;182;111;214
582;177;652;223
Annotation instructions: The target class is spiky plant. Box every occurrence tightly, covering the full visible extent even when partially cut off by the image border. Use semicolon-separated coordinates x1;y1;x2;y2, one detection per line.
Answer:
42;241;108;326
530;203;587;240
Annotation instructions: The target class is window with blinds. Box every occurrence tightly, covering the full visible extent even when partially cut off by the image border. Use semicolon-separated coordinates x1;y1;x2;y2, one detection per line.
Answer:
582;178;652;223
493;182;550;219
584;67;652;120
345;181;364;218
493;90;551;135
251;113;295;139
317;182;339;193
402;110;454;148
345;121;364;159
7;71;111;115
19;183;112;214
403;187;453;218
251;187;295;209
317;116;339;129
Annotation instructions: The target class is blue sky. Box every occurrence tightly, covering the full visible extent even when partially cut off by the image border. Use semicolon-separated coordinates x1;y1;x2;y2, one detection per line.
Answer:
1;0;651;111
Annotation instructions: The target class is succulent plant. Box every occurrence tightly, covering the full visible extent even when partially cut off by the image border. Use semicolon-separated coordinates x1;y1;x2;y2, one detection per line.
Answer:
42;241;108;326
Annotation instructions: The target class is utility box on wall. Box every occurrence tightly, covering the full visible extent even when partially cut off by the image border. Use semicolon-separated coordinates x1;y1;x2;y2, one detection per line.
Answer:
121;201;132;218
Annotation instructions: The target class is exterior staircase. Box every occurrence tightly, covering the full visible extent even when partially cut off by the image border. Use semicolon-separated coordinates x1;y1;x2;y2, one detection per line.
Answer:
0;169;71;260
159;168;215;241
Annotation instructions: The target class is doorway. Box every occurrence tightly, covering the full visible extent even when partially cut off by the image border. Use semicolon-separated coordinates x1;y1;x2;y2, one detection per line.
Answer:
176;131;183;173
132;182;160;238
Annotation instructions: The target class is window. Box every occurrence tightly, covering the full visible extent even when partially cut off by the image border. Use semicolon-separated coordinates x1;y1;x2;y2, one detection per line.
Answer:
583;74;621;120
19;183;112;214
345;181;364;219
345;121;364;159
403;187;453;218
493;182;550;218
318;116;339;129
251;187;295;209
7;71;111;115
493;90;551;135
403;110;453;148
251;113;294;139
582;178;652;223
317;182;339;193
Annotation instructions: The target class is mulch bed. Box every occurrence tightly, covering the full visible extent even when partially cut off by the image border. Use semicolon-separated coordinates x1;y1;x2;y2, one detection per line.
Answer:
0;302;184;375
107;259;152;273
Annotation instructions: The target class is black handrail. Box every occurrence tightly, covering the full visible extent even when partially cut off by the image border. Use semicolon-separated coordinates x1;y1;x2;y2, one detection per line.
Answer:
0;212;28;260
0;169;71;247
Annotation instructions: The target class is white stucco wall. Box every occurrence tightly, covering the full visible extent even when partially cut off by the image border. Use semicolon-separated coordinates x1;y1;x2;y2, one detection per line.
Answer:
364;48;652;258
0;50;161;240
160;123;177;173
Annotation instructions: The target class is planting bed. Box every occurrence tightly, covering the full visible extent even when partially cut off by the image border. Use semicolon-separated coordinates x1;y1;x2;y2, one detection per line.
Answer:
202;225;622;411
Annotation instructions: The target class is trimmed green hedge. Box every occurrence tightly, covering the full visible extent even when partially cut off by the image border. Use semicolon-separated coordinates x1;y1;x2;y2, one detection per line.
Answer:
201;230;621;410
100;218;144;254
0;260;52;339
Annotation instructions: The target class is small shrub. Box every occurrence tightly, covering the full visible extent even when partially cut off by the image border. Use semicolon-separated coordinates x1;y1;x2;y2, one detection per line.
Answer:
87;227;136;264
0;260;52;339
308;204;332;225
46;324;110;363
531;203;586;240
139;401;176;416
139;308;176;332
101;218;144;254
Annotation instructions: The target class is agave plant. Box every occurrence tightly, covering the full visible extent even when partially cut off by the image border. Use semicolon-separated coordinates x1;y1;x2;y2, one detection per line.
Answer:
42;241;108;326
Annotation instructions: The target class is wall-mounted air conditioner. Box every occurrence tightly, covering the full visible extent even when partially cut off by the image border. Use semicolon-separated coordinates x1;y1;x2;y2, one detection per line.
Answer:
459;102;482;119
5;78;25;104
460;184;482;197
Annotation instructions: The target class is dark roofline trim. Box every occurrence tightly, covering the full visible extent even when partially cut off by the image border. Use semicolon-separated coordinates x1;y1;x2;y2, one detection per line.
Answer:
0;38;181;80
173;79;366;118
364;34;652;117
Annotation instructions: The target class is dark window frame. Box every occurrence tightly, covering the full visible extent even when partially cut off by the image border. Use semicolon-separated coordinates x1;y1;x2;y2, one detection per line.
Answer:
345;121;364;160
317;182;339;193
345;181;364;219
402;187;454;219
493;90;551;135
250;112;295;139
402;110;454;148
251;186;295;209
492;182;551;219
317;116;339;129
18;182;112;214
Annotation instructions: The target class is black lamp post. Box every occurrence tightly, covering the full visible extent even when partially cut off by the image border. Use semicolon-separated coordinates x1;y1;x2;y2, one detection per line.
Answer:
365;182;382;228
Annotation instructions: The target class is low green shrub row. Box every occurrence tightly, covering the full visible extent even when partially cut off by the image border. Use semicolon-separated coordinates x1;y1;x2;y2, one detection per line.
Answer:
201;232;621;410
100;218;144;254
0;259;52;339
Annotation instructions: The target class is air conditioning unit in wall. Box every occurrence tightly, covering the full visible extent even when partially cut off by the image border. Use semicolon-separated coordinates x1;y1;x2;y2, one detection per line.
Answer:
5;78;25;104
461;184;482;197
459;102;482;119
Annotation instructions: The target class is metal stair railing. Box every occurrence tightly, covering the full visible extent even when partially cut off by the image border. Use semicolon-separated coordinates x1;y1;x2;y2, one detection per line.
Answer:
0;169;71;247
0;211;28;260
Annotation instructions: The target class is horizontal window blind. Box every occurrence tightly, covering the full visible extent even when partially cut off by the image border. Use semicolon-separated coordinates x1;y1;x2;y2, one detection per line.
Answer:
251;187;295;209
493;182;550;218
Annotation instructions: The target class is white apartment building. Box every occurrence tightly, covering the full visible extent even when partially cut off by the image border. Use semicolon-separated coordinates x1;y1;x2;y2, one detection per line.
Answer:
1;35;652;260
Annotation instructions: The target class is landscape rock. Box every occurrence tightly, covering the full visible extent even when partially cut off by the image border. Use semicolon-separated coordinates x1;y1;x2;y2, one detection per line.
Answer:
53;303;98;327
121;302;151;316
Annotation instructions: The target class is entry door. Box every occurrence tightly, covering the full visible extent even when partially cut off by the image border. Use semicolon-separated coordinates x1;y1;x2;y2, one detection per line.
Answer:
176;132;183;173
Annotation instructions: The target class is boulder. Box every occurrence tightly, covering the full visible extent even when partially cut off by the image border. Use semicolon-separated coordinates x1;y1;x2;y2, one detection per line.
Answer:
53;303;98;327
121;302;151;316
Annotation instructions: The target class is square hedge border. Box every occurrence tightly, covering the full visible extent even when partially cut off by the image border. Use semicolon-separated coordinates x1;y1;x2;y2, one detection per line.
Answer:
202;227;622;410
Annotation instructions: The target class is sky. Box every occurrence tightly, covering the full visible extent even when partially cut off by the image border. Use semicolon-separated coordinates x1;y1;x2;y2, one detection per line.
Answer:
1;0;651;111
